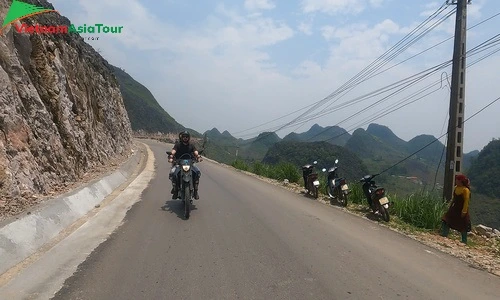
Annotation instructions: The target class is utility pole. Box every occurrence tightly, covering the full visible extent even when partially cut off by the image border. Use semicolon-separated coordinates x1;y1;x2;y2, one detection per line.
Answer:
443;0;471;202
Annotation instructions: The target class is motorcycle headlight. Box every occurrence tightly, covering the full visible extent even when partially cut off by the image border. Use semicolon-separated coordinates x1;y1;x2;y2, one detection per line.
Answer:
182;165;190;172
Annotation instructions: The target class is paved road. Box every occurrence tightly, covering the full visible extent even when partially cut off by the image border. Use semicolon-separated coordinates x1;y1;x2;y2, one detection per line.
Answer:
51;140;500;300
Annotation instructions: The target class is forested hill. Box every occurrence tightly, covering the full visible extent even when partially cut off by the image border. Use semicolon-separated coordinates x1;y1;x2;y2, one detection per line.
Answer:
468;139;500;198
466;139;500;230
111;66;194;134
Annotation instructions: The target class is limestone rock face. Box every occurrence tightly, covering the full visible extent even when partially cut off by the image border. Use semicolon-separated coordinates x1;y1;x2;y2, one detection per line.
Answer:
0;0;133;215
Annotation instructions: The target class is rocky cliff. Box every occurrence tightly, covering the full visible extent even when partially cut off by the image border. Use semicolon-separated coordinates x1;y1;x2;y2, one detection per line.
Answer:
0;0;133;219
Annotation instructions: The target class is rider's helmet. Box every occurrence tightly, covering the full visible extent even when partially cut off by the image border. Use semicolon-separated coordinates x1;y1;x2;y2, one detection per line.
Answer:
179;131;190;144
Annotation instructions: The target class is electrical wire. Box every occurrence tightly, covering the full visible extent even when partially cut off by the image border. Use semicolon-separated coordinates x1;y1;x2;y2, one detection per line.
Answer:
290;35;500;143
274;41;500;147
233;1;456;138
376;95;500;176
233;39;499;146
233;10;500;140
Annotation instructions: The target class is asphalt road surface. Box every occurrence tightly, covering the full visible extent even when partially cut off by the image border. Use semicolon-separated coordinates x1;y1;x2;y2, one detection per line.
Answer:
50;140;500;300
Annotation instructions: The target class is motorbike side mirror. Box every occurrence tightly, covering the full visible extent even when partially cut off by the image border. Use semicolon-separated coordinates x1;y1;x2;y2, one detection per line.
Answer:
322;168;326;172
335;159;339;164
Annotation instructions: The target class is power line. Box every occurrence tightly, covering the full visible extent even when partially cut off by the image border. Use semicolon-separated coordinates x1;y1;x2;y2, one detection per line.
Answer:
376;95;500;176
292;34;500;143
272;42;499;148
232;22;499;157
293;61;454;140
233;38;500;149
233;2;455;138
236;7;500;136
431;74;452;191
248;59;452;138
234;7;500;136
286;33;500;135
283;5;455;130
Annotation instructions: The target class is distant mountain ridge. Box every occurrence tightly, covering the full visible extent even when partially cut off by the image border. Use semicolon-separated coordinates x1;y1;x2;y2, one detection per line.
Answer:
282;124;350;146
203;129;281;162
202;123;480;184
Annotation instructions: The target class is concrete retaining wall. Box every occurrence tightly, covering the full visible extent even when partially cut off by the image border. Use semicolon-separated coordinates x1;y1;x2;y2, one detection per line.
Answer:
0;142;147;275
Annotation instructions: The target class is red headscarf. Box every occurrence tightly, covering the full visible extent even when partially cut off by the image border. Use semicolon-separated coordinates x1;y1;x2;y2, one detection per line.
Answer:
455;174;470;189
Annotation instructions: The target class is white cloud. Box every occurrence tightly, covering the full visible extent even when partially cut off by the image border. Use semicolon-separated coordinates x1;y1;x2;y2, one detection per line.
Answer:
301;0;388;15
244;0;276;11
369;0;385;7
292;60;323;77
320;25;335;41
301;0;364;15
298;21;313;35
300;0;387;15
320;19;401;58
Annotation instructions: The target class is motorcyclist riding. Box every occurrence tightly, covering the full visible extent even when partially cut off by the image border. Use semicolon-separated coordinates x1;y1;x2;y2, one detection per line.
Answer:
168;131;202;199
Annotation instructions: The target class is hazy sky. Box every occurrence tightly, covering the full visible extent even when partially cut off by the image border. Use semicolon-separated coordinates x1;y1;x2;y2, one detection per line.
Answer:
47;0;500;152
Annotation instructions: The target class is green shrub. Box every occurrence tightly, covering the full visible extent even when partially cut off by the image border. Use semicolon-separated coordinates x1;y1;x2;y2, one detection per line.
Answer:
252;161;268;176
231;159;249;171
390;191;447;230
274;162;301;183
349;183;367;205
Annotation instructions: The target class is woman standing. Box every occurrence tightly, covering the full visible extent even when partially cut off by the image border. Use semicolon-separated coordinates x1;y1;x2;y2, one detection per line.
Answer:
441;174;472;244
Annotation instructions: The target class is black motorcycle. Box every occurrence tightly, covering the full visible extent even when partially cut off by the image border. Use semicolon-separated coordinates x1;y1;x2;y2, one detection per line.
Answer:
167;151;201;219
302;160;320;199
360;174;390;222
322;159;349;207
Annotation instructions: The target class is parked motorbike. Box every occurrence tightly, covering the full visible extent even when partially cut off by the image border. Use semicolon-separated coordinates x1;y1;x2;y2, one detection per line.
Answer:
302;161;320;199
360;174;390;222
322;159;349;207
167;151;202;219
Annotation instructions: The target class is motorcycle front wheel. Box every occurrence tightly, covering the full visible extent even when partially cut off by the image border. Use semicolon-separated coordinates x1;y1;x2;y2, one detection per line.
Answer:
184;185;191;219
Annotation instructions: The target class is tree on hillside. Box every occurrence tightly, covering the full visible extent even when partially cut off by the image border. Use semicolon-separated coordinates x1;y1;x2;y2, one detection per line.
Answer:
467;138;500;198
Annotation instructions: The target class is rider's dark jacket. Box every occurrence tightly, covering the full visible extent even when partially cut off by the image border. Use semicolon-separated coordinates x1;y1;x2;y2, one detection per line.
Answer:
173;142;197;159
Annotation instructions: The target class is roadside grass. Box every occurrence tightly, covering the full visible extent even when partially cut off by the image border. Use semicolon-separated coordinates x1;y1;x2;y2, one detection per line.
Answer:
233;159;301;184
389;190;448;230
